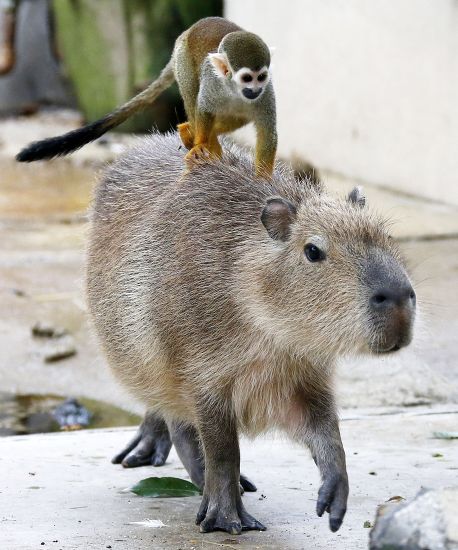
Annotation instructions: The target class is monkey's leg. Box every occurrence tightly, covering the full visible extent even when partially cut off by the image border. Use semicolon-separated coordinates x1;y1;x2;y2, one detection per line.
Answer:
170;422;257;493
185;112;221;163
293;391;349;532
195;405;265;534
112;410;172;468
177;122;194;150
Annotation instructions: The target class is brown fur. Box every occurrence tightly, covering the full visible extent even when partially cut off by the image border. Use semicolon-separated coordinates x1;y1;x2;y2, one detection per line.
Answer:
87;133;412;433
87;133;415;534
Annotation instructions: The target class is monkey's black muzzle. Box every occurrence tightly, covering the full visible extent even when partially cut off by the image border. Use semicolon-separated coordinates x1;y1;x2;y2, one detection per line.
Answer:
242;88;262;100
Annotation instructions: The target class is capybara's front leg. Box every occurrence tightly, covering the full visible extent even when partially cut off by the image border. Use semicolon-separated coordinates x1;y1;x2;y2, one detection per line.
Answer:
299;391;349;532
195;403;265;534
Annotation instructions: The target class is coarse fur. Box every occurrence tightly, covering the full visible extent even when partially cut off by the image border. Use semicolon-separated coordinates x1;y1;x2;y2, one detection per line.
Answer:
87;132;412;434
87;133;415;534
17;17;277;177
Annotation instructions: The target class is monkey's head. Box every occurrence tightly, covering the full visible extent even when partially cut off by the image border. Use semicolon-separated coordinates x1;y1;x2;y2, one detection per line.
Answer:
209;31;272;102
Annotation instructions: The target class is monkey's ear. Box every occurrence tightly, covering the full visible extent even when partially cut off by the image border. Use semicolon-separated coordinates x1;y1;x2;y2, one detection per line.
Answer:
347;186;366;207
261;197;297;241
208;52;230;78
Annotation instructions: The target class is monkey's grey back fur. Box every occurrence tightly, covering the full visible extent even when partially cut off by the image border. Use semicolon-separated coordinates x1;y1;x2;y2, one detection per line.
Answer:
87;132;408;435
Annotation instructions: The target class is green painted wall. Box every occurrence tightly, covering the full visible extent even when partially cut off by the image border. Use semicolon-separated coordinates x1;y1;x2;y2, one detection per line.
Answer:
52;0;222;132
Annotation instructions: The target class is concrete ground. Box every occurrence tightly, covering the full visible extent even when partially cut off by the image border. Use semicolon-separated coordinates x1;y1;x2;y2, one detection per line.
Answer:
1;407;457;550
0;112;457;548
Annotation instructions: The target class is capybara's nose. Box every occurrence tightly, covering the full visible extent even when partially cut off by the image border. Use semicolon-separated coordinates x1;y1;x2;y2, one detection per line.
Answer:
370;284;416;311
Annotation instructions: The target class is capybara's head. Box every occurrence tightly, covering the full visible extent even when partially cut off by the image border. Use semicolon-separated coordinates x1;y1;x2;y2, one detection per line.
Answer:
242;185;416;362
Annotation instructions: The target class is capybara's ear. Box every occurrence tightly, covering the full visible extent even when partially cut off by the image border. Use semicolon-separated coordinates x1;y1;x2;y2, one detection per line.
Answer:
261;197;297;241
347;186;366;207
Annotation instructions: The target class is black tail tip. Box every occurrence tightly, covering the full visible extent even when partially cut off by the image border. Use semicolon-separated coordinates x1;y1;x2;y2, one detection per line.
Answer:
16;148;36;162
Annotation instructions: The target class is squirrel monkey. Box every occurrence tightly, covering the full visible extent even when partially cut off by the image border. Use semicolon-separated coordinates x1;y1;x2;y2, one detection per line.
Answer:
17;17;277;177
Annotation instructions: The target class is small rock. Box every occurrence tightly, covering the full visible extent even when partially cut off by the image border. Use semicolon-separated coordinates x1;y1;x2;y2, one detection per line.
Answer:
43;337;76;363
12;288;26;297
53;398;91;429
32;321;68;338
370;487;458;550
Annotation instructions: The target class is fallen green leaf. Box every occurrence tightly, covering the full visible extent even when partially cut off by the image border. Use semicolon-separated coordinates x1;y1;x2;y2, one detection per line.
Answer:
432;453;444;458
363;520;372;528
130;476;200;498
433;431;458;440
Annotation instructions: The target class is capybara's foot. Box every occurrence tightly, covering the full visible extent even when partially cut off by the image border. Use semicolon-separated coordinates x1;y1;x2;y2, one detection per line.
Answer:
240;474;257;492
112;411;172;468
316;471;349;532
196;495;266;534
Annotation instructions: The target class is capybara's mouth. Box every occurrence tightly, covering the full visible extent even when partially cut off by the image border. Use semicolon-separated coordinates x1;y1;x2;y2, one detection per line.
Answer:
379;344;401;354
370;342;403;355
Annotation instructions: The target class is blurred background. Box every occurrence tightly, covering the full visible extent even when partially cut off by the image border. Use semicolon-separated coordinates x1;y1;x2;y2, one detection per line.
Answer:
0;0;457;435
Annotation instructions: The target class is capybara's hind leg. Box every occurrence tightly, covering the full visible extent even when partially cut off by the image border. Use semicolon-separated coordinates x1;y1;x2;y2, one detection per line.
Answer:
112;410;172;468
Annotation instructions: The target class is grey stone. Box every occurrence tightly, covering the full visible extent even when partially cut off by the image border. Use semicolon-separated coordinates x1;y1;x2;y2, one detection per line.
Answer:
370;488;458;550
43;335;76;363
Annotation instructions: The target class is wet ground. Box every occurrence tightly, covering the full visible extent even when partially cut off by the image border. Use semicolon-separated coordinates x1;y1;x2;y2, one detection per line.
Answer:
0;392;141;436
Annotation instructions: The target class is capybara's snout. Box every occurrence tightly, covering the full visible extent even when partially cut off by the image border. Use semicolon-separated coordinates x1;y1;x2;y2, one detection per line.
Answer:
364;251;416;353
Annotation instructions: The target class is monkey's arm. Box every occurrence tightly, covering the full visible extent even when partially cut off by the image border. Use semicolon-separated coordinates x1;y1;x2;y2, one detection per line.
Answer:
254;88;277;177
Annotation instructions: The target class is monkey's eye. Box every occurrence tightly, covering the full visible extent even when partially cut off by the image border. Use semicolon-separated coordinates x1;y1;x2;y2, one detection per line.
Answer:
241;73;253;83
258;72;268;82
304;244;325;262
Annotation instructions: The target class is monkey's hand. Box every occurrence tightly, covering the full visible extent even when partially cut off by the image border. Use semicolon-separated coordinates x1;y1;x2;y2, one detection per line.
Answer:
316;471;349;532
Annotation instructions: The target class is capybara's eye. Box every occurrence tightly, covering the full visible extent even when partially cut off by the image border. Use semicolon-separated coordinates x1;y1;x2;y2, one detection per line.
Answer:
304;243;325;262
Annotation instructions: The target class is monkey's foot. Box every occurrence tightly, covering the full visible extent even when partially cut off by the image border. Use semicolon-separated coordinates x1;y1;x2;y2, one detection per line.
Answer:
196;495;266;534
185;143;219;165
112;412;172;468
177;122;194;150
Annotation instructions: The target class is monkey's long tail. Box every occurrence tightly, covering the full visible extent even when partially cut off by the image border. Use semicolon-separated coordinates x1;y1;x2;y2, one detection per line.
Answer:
16;60;175;162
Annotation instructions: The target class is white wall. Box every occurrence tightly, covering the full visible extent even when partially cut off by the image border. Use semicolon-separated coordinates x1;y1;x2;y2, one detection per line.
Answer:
225;0;458;205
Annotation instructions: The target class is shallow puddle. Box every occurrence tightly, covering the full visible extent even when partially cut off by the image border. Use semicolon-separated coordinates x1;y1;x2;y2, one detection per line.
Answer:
0;392;141;436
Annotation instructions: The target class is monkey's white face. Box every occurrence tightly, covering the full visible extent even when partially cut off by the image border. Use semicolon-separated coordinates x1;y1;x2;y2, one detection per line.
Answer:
208;53;270;102
232;66;270;101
